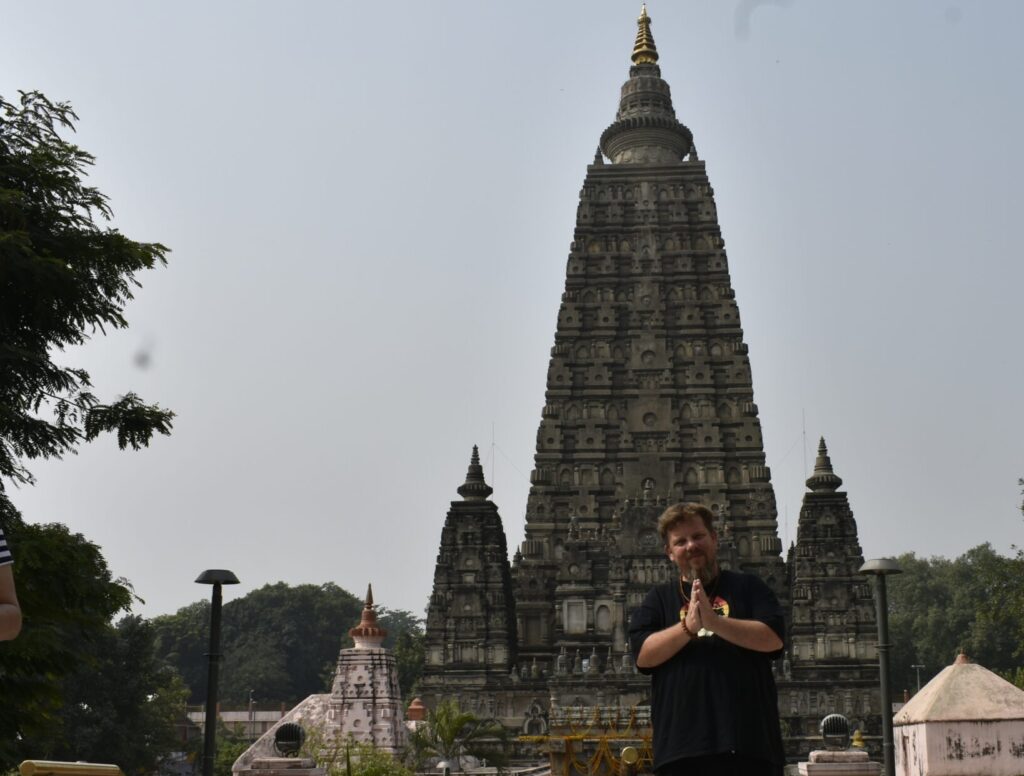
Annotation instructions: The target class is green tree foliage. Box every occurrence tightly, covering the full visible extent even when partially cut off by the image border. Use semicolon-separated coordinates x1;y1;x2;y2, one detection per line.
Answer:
391;628;426;699
0;518;126;768
0;90;172;517
152;582;425;706
377;608;426;699
342;744;414;776
405;699;508;772
149;599;213;707
214;737;253;776
301;730;413;776
973;544;1024;689
34;615;189;774
888;543;1024;696
0;88;178;772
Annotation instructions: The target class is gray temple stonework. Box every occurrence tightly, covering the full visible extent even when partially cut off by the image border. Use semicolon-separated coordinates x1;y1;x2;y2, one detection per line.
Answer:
785;438;880;756
422;446;519;699
421;8;879;763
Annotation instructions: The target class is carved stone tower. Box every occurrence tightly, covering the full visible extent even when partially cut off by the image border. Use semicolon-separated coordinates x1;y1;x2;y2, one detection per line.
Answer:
513;4;786;679
421;8;876;762
420;447;518;716
783;439;880;757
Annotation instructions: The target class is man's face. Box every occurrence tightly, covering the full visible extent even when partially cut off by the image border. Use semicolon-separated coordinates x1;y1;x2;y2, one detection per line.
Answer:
665;515;718;582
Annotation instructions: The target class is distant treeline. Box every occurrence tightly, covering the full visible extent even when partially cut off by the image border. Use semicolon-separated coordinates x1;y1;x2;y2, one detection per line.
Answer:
151;581;425;706
888;543;1024;693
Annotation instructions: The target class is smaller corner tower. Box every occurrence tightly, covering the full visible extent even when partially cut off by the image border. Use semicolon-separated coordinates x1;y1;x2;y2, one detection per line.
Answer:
421;446;518;717
782;439;880;759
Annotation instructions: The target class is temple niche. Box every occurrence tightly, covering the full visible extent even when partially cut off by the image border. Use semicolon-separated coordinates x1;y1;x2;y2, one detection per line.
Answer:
420;7;879;763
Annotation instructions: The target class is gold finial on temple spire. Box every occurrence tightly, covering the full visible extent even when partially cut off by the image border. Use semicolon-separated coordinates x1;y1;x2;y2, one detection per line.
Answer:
632;4;659;65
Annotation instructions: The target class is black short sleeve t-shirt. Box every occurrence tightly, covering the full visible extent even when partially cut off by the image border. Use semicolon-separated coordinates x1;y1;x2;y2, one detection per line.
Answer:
628;569;785;772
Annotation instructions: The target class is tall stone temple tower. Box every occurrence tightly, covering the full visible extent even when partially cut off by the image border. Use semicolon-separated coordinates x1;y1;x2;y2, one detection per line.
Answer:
422;8;878;762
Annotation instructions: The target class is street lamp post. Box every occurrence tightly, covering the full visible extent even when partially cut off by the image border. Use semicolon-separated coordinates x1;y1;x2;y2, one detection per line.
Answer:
911;663;925;694
249;689;256;741
860;558;902;776
197;569;240;776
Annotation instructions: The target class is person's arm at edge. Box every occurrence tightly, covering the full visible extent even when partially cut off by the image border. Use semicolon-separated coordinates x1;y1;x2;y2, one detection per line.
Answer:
0;564;22;640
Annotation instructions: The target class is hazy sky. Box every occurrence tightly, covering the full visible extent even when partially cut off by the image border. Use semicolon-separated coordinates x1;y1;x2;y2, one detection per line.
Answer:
3;1;1021;621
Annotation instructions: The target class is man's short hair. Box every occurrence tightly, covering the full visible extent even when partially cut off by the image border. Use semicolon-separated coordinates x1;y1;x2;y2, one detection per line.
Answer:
657;502;716;544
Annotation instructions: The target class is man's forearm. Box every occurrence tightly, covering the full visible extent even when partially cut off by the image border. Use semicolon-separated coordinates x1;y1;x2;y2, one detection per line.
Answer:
636;621;694;668
708;616;781;652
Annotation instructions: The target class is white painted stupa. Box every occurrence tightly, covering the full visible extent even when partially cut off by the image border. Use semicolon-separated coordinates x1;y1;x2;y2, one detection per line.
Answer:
233;585;407;775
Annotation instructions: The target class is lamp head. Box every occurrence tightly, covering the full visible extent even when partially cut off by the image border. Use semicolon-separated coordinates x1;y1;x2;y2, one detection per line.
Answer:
195;569;240;585
859;558;902;576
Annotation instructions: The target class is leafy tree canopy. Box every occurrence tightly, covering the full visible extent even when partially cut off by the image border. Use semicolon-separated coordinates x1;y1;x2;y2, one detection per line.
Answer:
30;615;189;774
301;731;413;776
0;519;133;768
1;89;179;772
392;628;426;700
214;736;254;776
0;90;173;517
888;543;1024;694
152;582;424;706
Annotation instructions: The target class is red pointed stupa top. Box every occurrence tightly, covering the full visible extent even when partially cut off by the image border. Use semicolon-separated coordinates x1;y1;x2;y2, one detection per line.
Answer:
349;583;388;648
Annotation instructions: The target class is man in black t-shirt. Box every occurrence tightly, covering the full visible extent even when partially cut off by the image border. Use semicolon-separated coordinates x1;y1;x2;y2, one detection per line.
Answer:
628;503;785;776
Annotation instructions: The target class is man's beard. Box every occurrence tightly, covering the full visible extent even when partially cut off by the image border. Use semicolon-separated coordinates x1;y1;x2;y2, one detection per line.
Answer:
686;555;719;585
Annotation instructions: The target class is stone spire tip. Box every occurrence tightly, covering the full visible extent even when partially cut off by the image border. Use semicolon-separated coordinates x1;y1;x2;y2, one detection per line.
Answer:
806;435;843;492
457;444;493;501
601;2;691;164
